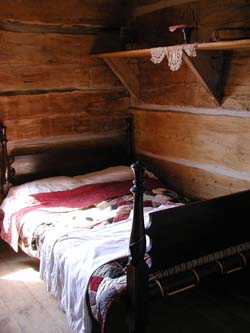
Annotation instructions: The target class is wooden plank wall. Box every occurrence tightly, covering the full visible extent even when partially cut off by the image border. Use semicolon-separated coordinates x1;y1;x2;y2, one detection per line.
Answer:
131;48;250;199
135;0;250;46
0;1;130;164
130;0;250;200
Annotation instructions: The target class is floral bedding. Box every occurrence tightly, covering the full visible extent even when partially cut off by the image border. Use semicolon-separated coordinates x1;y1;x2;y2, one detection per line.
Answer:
87;187;188;330
0;170;187;332
1;177;186;257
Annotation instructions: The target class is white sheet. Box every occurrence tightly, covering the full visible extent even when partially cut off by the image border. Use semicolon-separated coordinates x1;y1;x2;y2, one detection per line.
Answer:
0;165;177;333
40;206;169;333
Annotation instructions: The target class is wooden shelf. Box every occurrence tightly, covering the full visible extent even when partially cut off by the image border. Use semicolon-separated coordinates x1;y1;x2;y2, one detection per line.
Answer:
92;39;250;58
197;39;250;50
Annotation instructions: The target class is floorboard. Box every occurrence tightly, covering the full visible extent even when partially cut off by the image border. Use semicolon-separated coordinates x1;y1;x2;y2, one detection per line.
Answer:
0;240;73;333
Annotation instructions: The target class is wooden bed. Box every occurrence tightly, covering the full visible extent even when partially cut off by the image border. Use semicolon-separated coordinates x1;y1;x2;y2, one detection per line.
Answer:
1;123;250;333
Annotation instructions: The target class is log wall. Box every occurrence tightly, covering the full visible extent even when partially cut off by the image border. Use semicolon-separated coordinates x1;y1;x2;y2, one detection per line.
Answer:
135;0;250;47
0;1;130;167
129;0;250;200
131;49;250;200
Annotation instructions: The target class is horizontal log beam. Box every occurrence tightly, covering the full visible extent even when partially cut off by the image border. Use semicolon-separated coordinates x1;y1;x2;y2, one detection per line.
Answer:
0;1;124;28
135;0;193;16
0;19;119;35
0;87;126;97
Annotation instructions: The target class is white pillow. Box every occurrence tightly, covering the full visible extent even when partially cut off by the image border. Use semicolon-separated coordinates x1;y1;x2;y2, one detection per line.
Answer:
7;166;134;198
8;176;81;197
74;165;133;185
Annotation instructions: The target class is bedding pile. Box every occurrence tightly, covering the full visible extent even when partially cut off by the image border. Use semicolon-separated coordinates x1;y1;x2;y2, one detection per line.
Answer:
0;166;186;332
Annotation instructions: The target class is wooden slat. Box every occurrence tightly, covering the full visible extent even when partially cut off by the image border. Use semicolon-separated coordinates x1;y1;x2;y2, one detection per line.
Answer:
0;20;118;35
138;154;250;200
199;0;250;42
0;0;125;28
0;244;73;332
183;51;224;105
135;0;195;16
198;40;250;51
92;40;250;58
138;58;216;108
0;63;124;91
137;50;250;110
0;31;124;91
223;50;250;110
0;31;96;63
0;90;129;141
131;108;250;199
132;109;250;174
104;58;140;100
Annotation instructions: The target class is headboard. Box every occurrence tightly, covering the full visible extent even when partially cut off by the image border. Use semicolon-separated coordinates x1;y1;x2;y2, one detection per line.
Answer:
0;125;14;199
0;117;133;196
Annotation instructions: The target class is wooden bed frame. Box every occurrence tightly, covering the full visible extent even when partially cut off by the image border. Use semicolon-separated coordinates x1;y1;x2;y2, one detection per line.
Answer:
1;124;250;333
0;119;133;188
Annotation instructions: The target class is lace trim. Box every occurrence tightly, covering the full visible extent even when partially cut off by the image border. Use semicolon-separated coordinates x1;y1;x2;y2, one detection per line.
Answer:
150;44;197;71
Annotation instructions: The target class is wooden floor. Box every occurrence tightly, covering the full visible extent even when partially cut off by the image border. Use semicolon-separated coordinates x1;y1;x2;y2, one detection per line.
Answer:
2;238;250;333
0;241;73;333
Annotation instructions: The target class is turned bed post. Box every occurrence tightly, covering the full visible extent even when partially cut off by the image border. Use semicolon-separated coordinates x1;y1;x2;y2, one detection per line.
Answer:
126;116;134;164
127;161;149;333
0;124;12;200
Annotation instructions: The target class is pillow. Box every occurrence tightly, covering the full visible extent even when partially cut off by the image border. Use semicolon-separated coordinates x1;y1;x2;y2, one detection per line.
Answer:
7;166;133;198
73;166;133;185
7;165;154;199
8;176;81;197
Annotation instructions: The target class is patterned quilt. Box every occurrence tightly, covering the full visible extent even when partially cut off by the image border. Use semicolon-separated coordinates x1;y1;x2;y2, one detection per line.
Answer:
87;186;188;330
1;175;187;332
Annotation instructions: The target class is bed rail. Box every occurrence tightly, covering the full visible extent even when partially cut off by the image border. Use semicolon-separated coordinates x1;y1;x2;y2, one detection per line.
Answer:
0;124;13;200
147;188;250;272
127;161;250;333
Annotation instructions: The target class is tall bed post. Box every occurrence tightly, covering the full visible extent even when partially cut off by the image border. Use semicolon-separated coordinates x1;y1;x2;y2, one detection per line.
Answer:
126;116;134;163
127;161;149;333
0;124;12;201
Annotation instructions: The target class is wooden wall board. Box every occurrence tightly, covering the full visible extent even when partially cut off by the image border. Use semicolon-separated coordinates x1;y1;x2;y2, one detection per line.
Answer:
0;31;124;92
137;154;250;200
138;58;217;107
131;108;250;199
0;90;129;141
222;51;250;110
0;63;123;92
135;0;250;49
199;0;250;42
137;51;250;111
135;2;198;48
135;0;195;16
0;31;97;62
104;57;140;100
10;137;129;184
183;51;224;105
0;1;125;28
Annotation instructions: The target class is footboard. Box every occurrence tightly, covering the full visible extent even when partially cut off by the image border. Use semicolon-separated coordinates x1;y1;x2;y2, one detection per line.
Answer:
148;189;250;271
126;162;250;333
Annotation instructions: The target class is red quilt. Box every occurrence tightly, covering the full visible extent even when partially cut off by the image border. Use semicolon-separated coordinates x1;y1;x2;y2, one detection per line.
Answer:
31;179;161;209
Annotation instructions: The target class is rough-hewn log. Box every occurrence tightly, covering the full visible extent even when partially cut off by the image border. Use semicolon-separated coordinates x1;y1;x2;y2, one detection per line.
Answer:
0;30;124;91
0;19;119;35
0;90;129;141
131;108;250;199
0;1;125;28
135;0;194;16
